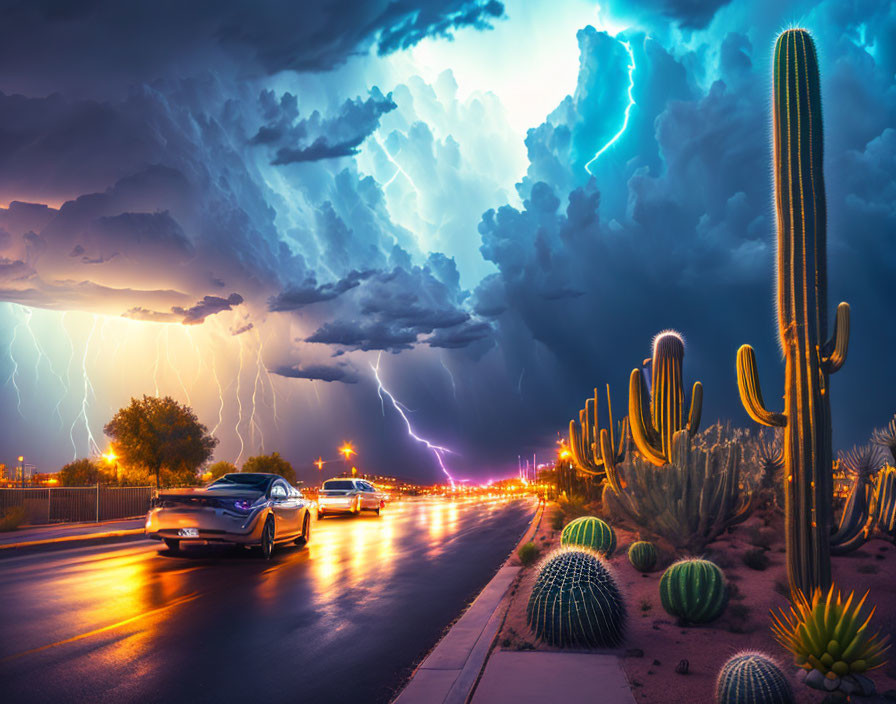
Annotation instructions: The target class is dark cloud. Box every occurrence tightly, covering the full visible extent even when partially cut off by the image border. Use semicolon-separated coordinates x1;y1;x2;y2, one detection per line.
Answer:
255;89;397;165
268;270;374;311
270;363;359;383
426;320;492;348
305;320;419;351
172;293;244;324
0;1;505;95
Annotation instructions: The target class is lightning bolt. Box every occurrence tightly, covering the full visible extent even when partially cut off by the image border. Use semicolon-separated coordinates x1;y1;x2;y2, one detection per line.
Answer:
210;348;225;438
371;352;456;486
373;134;421;195
70;315;100;457
250;329;264;451
153;327;163;396
584;38;636;175
440;354;457;401
259;330;281;429
234;333;246;466
4;303;23;417
165;326;192;406
23;309;68;429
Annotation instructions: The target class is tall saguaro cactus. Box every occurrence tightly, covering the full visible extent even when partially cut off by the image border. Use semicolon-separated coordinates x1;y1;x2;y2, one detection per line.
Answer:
736;29;850;596
568;385;628;477
628;330;703;466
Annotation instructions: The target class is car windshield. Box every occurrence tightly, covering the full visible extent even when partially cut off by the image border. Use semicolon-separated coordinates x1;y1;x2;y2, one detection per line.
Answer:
208;474;271;490
323;480;355;490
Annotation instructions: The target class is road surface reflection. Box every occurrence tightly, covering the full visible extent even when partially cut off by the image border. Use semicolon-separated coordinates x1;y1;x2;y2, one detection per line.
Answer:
0;495;535;704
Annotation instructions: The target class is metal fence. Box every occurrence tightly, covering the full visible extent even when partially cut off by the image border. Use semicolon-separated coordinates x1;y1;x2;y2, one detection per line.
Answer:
0;486;155;525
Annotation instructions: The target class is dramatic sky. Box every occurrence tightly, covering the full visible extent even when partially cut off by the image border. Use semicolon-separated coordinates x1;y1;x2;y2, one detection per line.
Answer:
0;0;893;483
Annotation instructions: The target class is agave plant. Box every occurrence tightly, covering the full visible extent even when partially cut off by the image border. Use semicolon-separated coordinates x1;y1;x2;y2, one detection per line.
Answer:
831;445;889;554
771;585;890;679
871;414;896;463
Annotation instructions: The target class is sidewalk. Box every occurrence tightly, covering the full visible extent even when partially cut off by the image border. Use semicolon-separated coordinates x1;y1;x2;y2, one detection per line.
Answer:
471;652;636;704
391;500;637;704
0;518;145;551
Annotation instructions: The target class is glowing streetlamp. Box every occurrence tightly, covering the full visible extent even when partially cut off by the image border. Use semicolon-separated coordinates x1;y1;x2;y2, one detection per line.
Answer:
102;448;120;482
339;443;356;460
314;457;324;471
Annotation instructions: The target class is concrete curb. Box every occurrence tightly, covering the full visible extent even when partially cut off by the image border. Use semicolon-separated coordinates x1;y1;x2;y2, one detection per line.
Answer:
0;528;146;552
392;500;545;704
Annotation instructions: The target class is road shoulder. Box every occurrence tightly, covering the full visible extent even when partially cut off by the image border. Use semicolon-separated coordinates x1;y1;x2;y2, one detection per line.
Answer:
392;500;543;704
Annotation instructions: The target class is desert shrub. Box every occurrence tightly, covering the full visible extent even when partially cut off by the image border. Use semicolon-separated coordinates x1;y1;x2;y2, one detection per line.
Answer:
517;541;539;566
549;507;565;531
0;506;26;532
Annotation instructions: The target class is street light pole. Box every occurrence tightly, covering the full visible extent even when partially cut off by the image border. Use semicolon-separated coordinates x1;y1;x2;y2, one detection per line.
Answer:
18;455;24;489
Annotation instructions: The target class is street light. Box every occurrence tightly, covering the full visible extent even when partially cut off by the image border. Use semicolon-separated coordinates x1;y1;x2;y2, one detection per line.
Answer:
314;457;324;471
18;455;24;489
339;443;356;460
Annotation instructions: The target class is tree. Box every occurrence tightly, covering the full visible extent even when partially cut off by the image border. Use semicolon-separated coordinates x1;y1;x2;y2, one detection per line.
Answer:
59;458;111;486
207;460;237;481
242;452;296;484
104;395;218;487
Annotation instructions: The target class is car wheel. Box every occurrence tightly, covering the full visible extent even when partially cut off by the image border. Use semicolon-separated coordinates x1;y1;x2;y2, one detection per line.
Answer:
295;513;311;546
260;517;275;559
374;505;380;515
164;538;180;553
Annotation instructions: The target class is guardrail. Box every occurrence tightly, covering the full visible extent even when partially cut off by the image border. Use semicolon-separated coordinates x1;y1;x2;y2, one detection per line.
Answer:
0;486;155;525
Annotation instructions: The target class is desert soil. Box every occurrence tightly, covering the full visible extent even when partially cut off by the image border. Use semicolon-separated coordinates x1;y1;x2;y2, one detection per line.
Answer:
499;505;896;703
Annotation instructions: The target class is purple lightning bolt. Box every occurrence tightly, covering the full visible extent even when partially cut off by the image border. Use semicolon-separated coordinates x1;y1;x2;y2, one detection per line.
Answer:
371;352;456;486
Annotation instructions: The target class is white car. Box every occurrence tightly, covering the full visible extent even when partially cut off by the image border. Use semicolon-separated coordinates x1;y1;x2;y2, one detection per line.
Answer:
317;478;384;518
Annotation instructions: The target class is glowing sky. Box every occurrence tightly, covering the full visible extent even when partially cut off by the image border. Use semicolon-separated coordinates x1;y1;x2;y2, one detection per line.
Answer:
0;0;893;482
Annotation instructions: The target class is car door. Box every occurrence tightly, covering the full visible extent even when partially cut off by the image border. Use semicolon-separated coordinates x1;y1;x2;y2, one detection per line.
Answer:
270;480;299;536
360;481;377;509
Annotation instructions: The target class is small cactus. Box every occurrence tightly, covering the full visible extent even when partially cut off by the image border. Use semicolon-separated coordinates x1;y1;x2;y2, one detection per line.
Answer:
659;558;727;624
627;541;657;572
561;516;616;557
715;652;795;704
527;547;626;648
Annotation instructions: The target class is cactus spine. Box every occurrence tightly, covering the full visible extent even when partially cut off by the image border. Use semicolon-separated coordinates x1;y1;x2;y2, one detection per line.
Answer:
527;547;626;648
561;516;617;557
736;29;850;596
628;331;703;467
715;652;795;704
569;385;629;478
659;558;727;624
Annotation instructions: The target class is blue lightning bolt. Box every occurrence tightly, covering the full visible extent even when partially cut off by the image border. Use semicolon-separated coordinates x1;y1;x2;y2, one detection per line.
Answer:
440;354;457;401
371;352;456;486
584;38;636;175
373;134;421;195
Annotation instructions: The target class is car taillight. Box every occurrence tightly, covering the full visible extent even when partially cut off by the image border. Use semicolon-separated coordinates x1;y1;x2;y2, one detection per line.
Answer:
233;499;253;512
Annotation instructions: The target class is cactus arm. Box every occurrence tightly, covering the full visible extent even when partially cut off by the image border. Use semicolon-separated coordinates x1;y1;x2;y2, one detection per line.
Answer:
569;418;602;476
737;345;787;427
687;381;703;434
822;302;850;374
629;368;666;466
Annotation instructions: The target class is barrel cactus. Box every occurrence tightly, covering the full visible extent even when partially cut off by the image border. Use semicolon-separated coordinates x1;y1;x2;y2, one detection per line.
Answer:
627;541;657;572
715;652;795;704
561;516;616;557
659;558;727;624
527;547;626;648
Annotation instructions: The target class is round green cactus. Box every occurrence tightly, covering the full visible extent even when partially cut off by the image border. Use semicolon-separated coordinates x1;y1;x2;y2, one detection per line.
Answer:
659;558;727;623
527;547;626;648
715;652;794;704
627;541;657;572
560;516;616;557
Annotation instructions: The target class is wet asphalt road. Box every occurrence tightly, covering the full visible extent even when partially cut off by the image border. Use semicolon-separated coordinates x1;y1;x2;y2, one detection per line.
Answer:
0;496;535;704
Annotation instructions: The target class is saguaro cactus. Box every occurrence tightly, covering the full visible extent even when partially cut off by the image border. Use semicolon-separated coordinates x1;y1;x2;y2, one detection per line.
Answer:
628;330;703;466
568;385;629;477
736;29;850;596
